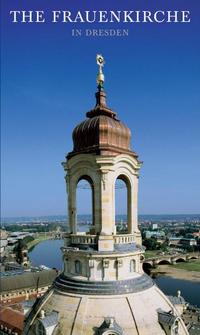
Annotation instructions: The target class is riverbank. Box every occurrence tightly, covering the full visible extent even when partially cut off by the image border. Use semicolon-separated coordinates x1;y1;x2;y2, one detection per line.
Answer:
28;239;63;269
27;235;52;250
152;263;200;282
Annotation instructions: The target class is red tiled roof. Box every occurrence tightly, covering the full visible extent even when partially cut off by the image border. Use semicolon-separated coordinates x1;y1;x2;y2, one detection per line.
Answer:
0;307;24;334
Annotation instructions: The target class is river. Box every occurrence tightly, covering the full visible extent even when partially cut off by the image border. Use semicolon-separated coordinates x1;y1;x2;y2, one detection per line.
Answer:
29;239;200;307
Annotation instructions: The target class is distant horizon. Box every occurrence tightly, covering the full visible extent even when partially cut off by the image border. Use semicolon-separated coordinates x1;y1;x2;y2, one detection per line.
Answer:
1;213;200;221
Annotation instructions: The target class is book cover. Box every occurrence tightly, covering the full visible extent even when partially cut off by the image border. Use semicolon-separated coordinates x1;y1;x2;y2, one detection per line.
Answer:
1;1;200;333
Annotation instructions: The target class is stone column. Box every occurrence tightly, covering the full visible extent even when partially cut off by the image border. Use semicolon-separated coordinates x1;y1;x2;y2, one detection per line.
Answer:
132;175;139;234
127;181;133;234
99;170;114;235
68;179;77;234
93;178;101;234
98;170;114;251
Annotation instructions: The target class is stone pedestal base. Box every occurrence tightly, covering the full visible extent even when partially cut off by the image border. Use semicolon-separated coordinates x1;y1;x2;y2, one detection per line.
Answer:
134;231;142;245
98;235;114;251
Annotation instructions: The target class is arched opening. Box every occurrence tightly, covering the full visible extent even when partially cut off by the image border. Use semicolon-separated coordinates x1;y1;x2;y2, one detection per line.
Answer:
158;260;171;265
76;176;94;233
64;258;68;273
189;256;198;260
130;259;135;272
143;263;153;275
175;258;185;263
115;175;130;234
75;260;82;274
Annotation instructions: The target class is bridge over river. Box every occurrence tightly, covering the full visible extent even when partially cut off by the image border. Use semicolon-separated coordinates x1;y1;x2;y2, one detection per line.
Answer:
143;252;200;269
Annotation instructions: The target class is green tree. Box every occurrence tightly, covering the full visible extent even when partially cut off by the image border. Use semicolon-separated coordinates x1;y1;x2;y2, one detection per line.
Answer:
14;239;28;264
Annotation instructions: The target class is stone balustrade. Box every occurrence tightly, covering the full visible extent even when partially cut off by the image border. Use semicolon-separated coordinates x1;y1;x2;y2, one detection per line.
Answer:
70;234;97;245
65;233;135;245
113;234;135;244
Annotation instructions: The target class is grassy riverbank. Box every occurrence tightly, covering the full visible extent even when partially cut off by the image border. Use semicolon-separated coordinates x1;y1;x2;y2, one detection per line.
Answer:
144;250;158;258
173;260;200;272
27;235;52;250
152;260;200;282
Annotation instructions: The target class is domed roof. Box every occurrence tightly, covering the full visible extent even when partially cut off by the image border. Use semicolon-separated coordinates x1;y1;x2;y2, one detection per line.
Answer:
24;274;189;335
73;115;131;154
68;89;137;159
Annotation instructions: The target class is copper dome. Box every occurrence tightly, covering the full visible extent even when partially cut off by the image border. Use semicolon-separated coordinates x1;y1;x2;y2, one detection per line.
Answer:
68;89;137;158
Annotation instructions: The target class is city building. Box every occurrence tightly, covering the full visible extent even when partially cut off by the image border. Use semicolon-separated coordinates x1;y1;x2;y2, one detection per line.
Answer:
179;238;197;247
145;230;165;239
168;237;182;246
168;237;197;249
0;230;7;240
23;56;189;335
0;269;57;306
182;305;200;335
0;307;24;335
0;230;8;261
192;231;200;238
152;223;158;230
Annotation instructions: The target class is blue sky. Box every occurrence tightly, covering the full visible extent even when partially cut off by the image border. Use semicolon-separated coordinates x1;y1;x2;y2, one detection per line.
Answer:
1;0;200;217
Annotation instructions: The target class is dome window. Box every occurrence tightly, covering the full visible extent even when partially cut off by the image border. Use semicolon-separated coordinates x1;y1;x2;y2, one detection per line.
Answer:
36;311;59;335
75;260;82;274
130;259;135;272
97;317;123;335
158;309;180;335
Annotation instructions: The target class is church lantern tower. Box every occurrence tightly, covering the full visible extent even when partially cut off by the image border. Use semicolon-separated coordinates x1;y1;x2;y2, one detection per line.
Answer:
64;54;142;251
24;56;189;335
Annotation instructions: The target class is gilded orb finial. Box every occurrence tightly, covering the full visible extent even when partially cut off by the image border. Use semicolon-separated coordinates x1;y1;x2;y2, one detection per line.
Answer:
96;54;105;89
